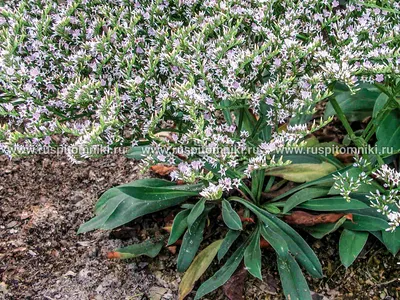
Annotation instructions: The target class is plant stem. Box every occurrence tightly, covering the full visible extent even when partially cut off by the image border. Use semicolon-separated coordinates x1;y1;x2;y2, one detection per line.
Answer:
330;97;363;148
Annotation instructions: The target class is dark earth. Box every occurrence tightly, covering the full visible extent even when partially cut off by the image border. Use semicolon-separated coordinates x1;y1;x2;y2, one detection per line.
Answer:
0;154;399;299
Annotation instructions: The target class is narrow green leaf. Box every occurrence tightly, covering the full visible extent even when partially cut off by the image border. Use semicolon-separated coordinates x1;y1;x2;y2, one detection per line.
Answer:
277;255;312;300
218;230;241;261
222;200;243;230
187;198;206;229
260;223;289;257
298;197;369;211
244;226;262;280
178;240;223;300
177;208;210;272
263;203;281;214
283;187;330;213
194;240;247;300
110;238;164;259
168;209;190;246
231;198;323;278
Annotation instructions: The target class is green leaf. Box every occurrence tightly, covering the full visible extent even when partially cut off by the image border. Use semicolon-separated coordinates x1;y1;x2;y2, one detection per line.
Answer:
231;198;323;278
222;200;243;230
263;203;281;214
110;238;164;259
218;230;241;261
339;229;369;268
304;216;347;239
342;214;388;231
298;197;369;211
325;84;380;122
177;208;210;272
382;228;400;255
79;180;202;233
376;109;400;150
194;240;247;300
187;198;206;229
265;162;337;183
168;209;190;246
244;226;262;279
372;93;389;118
260;223;289;257
277;255;312;300
125;145;151;160
283;187;330;213
178;240;223;300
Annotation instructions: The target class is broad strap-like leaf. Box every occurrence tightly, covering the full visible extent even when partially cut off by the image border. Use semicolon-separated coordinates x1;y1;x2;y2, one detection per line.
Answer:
78;179;202;233
244;226;262;280
194;240;248;300
339;229;369;268
108;237;164;259
168;209;190;246
218;229;241;261
283;187;330;213
178;240;223;300
222;199;243;231
277;255;312;300
177;207;212;272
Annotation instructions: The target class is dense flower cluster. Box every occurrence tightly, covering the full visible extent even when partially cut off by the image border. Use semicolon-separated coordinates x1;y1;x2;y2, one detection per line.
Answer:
1;0;399;164
335;158;400;232
368;165;400;231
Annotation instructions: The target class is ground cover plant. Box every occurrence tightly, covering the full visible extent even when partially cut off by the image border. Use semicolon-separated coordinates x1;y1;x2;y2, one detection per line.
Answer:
1;0;400;299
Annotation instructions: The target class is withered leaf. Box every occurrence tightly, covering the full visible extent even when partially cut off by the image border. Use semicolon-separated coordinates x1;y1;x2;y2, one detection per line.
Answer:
284;211;353;227
150;164;177;176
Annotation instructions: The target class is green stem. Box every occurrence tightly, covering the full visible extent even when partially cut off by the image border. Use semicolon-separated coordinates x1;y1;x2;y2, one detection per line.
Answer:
330;97;363;148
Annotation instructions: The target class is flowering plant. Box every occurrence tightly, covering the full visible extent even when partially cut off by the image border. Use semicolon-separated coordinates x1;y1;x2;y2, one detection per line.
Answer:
1;0;400;299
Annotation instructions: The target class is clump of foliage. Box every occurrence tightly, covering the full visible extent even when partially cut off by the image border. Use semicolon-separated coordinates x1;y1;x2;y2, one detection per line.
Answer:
1;0;400;299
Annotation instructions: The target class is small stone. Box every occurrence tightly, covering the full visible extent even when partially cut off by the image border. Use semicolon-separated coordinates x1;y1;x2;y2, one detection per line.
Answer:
63;271;76;277
6;221;18;228
148;286;168;300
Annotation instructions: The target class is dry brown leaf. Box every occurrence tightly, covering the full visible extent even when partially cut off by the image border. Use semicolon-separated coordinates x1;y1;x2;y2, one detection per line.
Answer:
167;246;177;255
260;237;271;249
150;164;177;176
284;211;353;226
223;265;247;300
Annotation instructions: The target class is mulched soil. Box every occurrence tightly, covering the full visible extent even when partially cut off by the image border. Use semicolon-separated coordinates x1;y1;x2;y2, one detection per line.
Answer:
0;155;399;300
